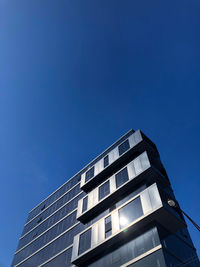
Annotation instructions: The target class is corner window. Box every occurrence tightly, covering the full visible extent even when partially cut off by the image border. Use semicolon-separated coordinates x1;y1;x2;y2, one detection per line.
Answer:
99;181;110;201
119;197;143;229
118;139;130;156
104;155;109;168
82;196;88;213
115;167;129;188
85;166;95;183
78;229;92;255
105;215;112;238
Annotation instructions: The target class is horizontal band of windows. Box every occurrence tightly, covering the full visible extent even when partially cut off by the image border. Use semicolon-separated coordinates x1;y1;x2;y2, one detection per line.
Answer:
20;191;83;240
21;191;81;240
25;182;81;226
14;213;77;265
38;245;73;267
14;222;80;267
28;129;134;216
22;184;81;236
27;177;80;223
15;209;77;254
121;245;162;267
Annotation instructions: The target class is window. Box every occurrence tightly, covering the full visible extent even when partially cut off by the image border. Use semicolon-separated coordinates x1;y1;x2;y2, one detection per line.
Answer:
41;204;46;211
118;139;130;156
105;215;112;238
119;197;143;229
82;196;88;213
104;155;109;168
32;233;38;239
115;167;129;188
99;181;110;201
85;167;95;183
78;229;92;255
37;217;42;224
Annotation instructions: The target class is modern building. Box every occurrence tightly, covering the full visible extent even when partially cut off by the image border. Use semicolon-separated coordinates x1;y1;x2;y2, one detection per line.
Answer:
12;130;200;267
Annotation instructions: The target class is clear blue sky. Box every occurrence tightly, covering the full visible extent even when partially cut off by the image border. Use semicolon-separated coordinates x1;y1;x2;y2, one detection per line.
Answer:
0;0;200;266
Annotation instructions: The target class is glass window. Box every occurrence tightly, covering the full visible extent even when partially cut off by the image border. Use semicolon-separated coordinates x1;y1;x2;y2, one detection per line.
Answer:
115;167;129;188
37;217;42;224
41;204;46;211
88;227;160;267
119;197;143;229
78;229;92;255
105;216;112;238
104;155;109;168
85;167;95;183
118;139;130;156
82;196;88;213
99;181;110;201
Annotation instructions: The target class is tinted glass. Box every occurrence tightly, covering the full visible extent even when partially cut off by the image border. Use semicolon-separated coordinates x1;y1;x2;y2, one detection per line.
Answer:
79;229;92;255
128;249;166;267
118;140;130;156
88;227;160;267
43;247;72;267
115;167;129;188
85;167;95;182
99;181;110;201
82;196;88;213
105;216;112;238
119;197;143;229
104;155;109;168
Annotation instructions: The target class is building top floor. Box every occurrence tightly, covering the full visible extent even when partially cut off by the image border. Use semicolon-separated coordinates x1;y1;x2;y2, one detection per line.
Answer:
26;130;158;224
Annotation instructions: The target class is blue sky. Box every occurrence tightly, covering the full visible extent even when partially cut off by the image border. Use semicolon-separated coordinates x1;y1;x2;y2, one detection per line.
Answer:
0;0;200;266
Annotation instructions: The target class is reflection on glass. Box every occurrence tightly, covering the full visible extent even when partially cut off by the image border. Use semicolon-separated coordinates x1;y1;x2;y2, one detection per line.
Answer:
119;216;129;228
119;197;143;229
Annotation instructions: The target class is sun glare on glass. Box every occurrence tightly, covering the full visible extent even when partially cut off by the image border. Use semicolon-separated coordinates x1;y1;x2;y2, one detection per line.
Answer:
119;216;128;227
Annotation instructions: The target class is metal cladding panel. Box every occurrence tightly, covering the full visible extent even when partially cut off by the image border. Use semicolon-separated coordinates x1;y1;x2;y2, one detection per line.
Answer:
140;151;151;169
98;219;105;244
127;162;136;180
134;156;144;175
92;187;99;207
140;189;152;214
94;160;103;176
72;235;79;264
112;210;120;234
110;175;116;194
148;185;162;210
88;191;94;210
80;173;85;188
109;147;119;164
91;224;98;248
77;199;82;218
133;130;143;144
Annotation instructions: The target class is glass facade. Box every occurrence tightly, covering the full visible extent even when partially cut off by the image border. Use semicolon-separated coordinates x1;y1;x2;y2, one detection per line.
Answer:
88;227;160;267
11;130;200;267
128;249;166;267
